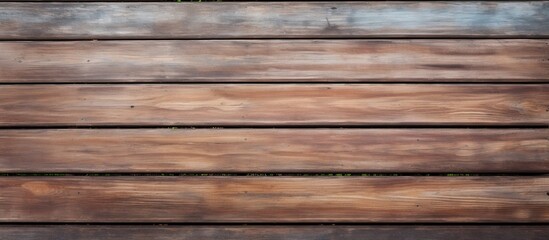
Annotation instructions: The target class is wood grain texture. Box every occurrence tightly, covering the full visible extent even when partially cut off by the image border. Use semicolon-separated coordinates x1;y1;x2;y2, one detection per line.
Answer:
1;84;548;127
1;176;548;222
0;2;547;39
1;225;548;240
1;40;547;82
1;129;547;173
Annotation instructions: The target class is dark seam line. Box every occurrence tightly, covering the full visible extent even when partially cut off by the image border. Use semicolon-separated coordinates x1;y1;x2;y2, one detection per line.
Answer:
1;0;548;3
0;222;548;226
0;125;547;129
1;0;548;2
0;37;548;41
1;81;549;85
2;0;549;2
1;173;547;176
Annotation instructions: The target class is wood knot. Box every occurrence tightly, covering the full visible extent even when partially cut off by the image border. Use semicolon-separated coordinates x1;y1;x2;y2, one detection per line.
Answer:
22;181;62;196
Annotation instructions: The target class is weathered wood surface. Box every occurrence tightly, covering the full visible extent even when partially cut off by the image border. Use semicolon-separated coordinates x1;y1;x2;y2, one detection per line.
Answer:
0;2;548;39
1;40;547;83
1;129;547;173
0;0;547;233
1;84;547;126
1;177;548;222
1;225;548;240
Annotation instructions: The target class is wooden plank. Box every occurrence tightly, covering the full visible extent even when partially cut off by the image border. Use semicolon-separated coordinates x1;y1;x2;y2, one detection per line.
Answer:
0;84;547;127
1;176;548;222
1;225;548;240
1;40;547;83
0;129;547;173
0;2;547;39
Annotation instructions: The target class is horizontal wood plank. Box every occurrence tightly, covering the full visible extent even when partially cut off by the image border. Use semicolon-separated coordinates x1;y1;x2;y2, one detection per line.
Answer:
1;40;547;82
1;176;548;222
1;129;547;173
1;84;548;126
1;225;548;240
0;2;547;39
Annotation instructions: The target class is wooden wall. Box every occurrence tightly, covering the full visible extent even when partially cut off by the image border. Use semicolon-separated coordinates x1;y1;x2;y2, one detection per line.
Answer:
0;1;548;239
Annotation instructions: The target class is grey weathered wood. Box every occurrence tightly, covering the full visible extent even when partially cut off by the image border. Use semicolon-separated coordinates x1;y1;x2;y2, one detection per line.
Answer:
0;2;548;39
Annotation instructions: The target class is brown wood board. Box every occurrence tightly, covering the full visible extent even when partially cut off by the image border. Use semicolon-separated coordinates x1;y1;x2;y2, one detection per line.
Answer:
1;84;548;126
1;176;548;222
1;40;548;82
0;129;547;173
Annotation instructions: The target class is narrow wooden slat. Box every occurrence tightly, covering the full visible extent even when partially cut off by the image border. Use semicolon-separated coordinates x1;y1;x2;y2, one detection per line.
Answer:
1;84;547;126
1;176;548;222
0;2;547;39
1;129;547;173
1;40;547;82
1;225;548;240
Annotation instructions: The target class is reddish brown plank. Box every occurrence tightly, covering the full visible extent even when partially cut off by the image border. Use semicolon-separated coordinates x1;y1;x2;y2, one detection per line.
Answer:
0;84;547;126
1;225;548;240
0;2;547;39
0;40;547;83
1;176;548;222
0;129;547;173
